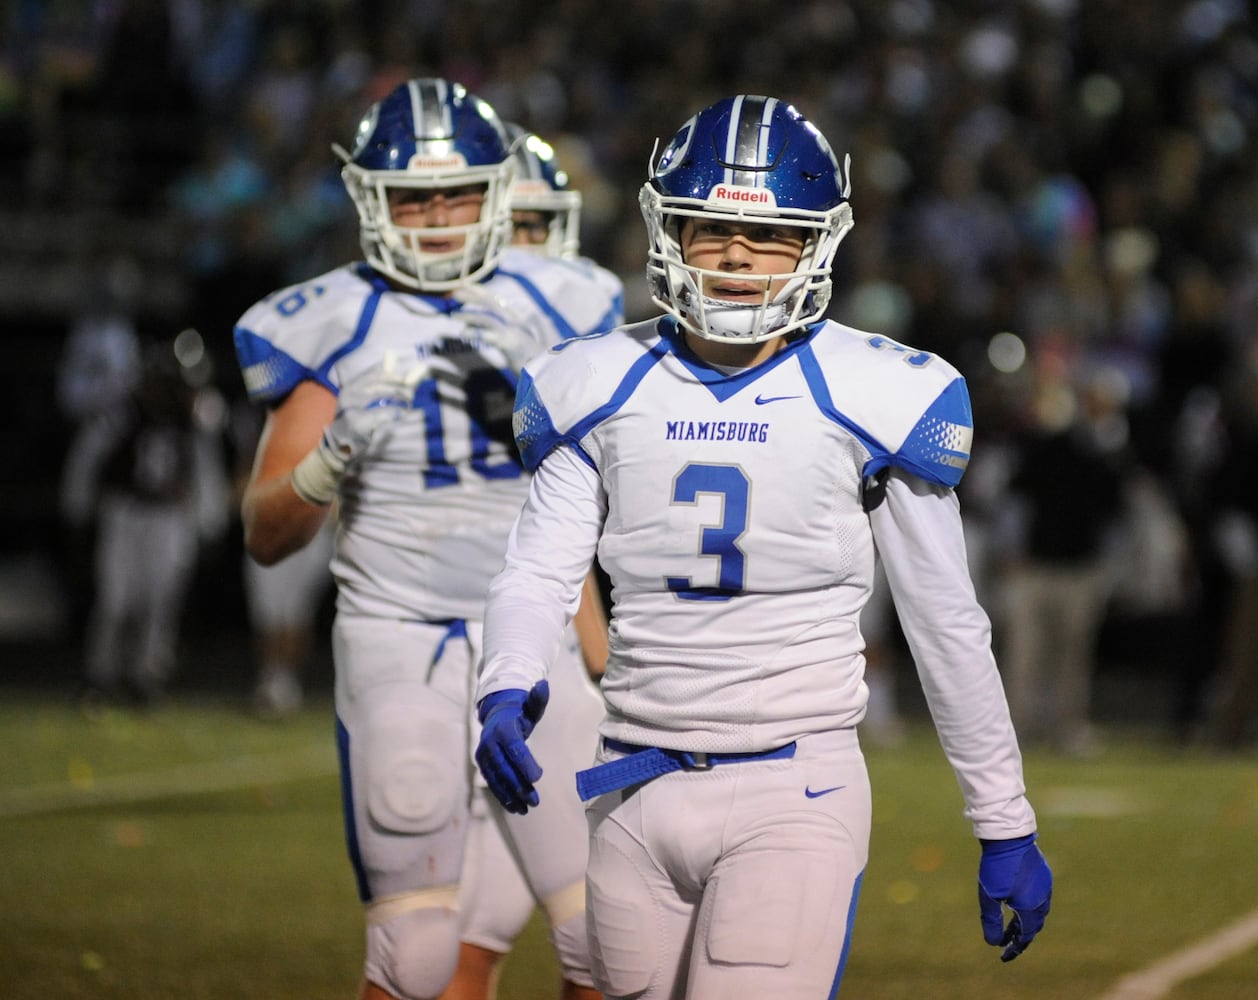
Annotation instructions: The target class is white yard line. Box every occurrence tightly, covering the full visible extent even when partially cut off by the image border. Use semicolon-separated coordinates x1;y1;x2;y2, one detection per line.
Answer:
1097;909;1258;1000
0;744;338;818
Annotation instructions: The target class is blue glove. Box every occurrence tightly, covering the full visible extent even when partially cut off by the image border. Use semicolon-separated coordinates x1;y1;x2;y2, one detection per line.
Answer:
978;833;1052;962
475;682;549;815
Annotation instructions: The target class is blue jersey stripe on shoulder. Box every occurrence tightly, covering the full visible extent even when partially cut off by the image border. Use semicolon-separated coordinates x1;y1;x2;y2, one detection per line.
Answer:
568;336;670;442
498;267;620;341
796;347;890;459
797;348;972;489
233;286;385;402
318;289;384;388
497;269;578;340
593;292;624;335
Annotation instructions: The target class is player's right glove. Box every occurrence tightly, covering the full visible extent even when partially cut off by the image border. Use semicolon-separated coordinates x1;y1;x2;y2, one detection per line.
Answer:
978;833;1053;962
290;351;426;505
475;681;549;815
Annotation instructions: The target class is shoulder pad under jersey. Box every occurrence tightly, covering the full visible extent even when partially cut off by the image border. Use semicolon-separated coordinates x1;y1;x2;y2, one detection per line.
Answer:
491;249;625;341
513;318;663;470
233;265;380;405
802;324;973;489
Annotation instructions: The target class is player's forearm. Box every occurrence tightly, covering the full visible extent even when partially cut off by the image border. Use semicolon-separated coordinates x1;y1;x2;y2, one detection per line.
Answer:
241;473;331;565
479;584;571;698
478;447;605;700
873;469;1037;838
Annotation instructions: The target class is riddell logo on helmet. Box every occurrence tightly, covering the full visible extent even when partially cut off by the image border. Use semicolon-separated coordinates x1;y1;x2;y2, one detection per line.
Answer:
409;154;468;169
709;185;777;206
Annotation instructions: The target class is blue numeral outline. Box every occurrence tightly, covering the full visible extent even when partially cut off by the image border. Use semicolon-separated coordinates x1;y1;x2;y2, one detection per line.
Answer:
866;334;932;368
416;367;523;489
665;463;749;602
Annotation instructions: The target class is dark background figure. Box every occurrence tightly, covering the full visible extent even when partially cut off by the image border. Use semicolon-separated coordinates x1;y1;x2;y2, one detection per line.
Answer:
60;333;229;708
1002;351;1134;755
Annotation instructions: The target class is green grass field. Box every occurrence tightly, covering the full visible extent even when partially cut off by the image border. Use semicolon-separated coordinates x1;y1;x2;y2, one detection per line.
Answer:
1;689;1255;999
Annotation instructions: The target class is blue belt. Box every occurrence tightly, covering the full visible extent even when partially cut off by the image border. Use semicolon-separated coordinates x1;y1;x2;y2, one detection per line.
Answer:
576;738;797;801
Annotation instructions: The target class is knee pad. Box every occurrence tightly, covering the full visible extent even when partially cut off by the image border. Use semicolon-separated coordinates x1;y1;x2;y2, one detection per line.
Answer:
546;884;596;990
365;890;461;1000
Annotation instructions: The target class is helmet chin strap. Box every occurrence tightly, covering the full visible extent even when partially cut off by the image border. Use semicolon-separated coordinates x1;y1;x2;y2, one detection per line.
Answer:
681;273;807;342
378;226;489;288
693;296;789;341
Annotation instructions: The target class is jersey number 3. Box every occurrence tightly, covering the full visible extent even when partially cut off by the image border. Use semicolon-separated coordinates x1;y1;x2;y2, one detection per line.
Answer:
665;463;748;602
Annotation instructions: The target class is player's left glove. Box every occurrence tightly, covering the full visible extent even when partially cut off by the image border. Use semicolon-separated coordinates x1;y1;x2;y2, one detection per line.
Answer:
978;833;1052;962
475;681;549;815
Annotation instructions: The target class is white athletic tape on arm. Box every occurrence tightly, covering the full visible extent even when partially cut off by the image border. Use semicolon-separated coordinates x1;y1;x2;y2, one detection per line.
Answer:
365;885;460;925
290;446;342;506
541;879;587;929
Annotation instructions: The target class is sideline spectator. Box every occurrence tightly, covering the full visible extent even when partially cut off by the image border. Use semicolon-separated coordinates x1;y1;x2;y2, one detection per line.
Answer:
62;333;230;709
1003;354;1134;755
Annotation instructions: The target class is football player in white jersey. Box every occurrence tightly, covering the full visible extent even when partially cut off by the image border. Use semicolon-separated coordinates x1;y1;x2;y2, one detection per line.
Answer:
452;122;614;999
234;79;621;1000
474;95;1053;998
504;123;583;261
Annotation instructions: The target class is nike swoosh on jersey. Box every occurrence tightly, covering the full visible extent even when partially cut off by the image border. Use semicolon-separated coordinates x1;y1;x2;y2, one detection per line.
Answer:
753;393;802;405
804;784;846;799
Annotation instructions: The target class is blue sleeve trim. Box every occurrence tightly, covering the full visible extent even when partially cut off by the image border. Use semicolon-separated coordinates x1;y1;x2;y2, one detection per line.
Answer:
513;369;566;471
233;327;321;403
898;377;972;488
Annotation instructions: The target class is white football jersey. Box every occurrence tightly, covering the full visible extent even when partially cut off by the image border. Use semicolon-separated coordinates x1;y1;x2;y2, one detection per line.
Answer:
234;251;624;621
497;316;972;745
483;315;1035;835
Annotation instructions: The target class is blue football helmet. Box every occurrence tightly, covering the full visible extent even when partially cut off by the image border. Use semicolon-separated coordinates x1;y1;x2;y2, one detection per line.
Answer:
505;123;582;260
640;95;854;344
335;78;515;291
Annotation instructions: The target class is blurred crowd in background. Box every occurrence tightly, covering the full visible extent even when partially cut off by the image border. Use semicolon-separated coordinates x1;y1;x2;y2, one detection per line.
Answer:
0;0;1255;747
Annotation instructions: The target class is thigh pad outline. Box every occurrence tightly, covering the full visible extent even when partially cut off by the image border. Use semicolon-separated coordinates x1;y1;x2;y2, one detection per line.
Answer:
365;696;465;835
